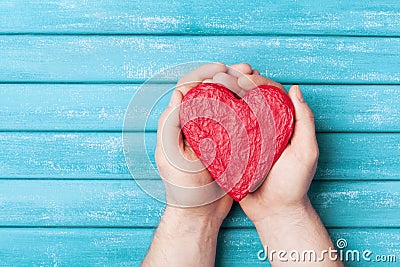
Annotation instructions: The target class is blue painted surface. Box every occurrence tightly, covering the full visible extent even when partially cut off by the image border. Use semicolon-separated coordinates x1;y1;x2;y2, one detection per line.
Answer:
0;1;399;266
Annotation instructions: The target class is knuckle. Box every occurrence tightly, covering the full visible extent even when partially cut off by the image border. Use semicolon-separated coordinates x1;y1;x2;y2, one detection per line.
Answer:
305;146;319;163
304;104;316;120
213;71;225;78
176;83;195;96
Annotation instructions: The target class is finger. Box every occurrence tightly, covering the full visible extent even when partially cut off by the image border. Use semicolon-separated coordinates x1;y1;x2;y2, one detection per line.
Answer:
227;63;253;78
157;90;184;151
238;74;286;92
176;63;227;95
287;85;318;157
213;72;246;97
252;69;260;75
157;90;205;174
202;78;214;83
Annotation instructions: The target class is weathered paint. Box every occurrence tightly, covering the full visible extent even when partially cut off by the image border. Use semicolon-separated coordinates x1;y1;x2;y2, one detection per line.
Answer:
0;180;399;228
0;36;399;83
1;85;399;132
0;1;399;266
0;0;399;36
0;133;399;180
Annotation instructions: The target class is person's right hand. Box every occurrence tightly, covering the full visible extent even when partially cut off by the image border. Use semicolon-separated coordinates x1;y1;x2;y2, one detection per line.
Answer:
199;64;342;266
239;81;319;225
202;65;319;224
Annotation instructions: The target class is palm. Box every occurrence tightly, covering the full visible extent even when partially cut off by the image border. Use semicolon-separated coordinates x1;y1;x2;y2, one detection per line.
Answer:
156;144;233;219
155;63;236;221
239;144;317;222
202;67;319;223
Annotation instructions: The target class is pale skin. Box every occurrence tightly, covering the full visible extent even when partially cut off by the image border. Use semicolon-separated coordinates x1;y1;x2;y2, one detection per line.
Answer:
141;63;344;267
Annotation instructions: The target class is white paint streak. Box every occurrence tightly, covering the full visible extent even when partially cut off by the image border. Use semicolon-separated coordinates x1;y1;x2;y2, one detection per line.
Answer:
53;134;79;139
59;108;90;118
364;11;399;28
123;63;154;79
138;16;181;29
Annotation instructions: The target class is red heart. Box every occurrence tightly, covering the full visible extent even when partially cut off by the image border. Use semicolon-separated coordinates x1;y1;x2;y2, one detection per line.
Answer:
180;83;294;201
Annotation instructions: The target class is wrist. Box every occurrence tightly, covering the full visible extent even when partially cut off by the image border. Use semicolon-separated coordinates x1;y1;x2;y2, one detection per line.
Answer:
162;206;223;236
253;196;313;229
253;197;316;247
144;205;222;267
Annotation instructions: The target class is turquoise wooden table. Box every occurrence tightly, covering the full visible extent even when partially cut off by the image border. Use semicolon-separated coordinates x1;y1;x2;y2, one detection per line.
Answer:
0;1;399;266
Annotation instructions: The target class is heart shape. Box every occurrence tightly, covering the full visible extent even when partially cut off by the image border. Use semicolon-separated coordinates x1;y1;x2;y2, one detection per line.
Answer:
180;83;294;201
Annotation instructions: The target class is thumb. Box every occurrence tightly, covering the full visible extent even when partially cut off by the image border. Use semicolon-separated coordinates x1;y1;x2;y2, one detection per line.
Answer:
157;90;184;151
287;85;318;156
156;90;205;175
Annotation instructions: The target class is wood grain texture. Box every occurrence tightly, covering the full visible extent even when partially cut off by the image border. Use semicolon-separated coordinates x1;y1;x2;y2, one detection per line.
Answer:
0;0;399;36
0;180;399;228
1;1;399;265
1;84;399;132
0;228;398;267
0;36;399;83
0;132;399;180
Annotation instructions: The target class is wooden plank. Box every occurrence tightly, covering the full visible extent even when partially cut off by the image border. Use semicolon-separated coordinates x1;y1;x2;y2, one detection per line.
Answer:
0;36;399;83
0;180;399;228
0;228;398;267
1;84;399;132
0;132;129;179
0;84;138;131
0;1;399;36
0;132;399;180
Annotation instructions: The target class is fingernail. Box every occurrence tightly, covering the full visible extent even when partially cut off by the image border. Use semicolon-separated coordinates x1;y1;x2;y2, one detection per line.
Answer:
169;90;180;107
295;85;304;103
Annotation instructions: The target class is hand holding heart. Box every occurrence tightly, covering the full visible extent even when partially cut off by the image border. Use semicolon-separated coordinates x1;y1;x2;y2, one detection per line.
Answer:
148;64;340;267
233;74;319;226
155;63;233;225
155;63;319;226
